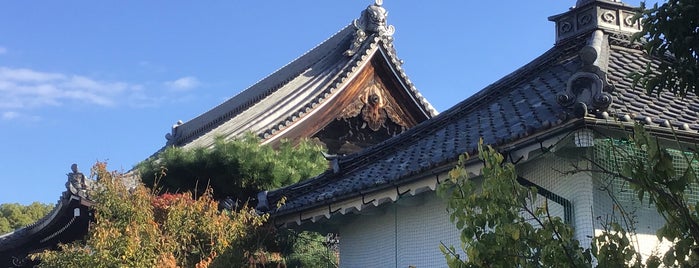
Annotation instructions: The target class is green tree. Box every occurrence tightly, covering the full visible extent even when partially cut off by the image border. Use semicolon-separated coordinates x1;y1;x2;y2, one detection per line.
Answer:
138;134;334;267
138;134;327;203
437;142;593;267
439;123;699;267
630;0;698;96
33;162;268;267
0;202;54;234
279;230;339;268
593;124;699;266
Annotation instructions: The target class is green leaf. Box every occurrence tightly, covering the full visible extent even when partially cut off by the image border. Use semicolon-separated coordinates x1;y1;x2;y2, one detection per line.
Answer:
663;248;676;266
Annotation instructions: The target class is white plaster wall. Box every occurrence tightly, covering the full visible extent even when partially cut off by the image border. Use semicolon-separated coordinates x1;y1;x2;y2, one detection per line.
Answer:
339;206;396;268
516;152;670;260
588;139;696;260
517;154;596;247
339;193;461;268
396;194;462;268
335;150;678;266
337;154;606;267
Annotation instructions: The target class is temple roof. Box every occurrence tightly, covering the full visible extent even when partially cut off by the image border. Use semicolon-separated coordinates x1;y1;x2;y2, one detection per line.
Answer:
164;1;436;149
260;0;699;224
0;168;93;267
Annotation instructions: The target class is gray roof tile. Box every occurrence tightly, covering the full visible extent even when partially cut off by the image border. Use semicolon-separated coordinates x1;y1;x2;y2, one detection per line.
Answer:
265;32;699;218
169;26;356;147
164;19;437;150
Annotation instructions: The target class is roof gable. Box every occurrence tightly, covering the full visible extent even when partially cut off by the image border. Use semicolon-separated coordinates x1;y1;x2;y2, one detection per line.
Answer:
164;1;436;152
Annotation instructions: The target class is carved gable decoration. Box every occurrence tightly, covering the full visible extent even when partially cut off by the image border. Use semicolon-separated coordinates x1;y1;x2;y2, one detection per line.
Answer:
339;76;409;131
313;71;417;155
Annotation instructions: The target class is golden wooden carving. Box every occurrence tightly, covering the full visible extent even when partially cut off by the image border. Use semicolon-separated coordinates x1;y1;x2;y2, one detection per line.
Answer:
339;77;408;131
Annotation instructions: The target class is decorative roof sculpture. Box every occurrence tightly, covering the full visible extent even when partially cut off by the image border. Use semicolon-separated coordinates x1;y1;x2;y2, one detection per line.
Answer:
550;0;642;120
550;0;640;43
556;30;616;118
345;0;396;57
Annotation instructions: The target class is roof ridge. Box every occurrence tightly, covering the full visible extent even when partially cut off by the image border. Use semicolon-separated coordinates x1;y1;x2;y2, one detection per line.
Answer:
168;25;355;146
260;39;377;140
376;40;438;117
238;25;355;100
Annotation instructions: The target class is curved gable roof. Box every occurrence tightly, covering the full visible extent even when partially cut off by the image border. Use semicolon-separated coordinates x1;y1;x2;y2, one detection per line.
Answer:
165;3;436;150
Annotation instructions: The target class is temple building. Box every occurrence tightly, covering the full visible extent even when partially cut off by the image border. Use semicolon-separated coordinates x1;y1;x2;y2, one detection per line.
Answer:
0;1;435;266
5;0;699;266
257;0;699;267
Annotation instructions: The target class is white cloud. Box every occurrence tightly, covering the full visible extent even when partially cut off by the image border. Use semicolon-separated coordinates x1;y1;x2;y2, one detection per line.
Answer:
138;60;166;73
166;76;200;91
0;66;205;117
0;67;65;82
0;111;39;122
0;47;6;55
0;66;142;109
2;111;18;120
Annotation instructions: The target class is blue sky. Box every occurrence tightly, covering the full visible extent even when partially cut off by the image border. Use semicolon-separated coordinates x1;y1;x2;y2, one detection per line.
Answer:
0;1;648;205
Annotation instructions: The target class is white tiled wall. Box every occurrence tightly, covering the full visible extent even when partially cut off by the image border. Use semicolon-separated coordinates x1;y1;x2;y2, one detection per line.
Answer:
517;155;596;247
339;194;461;268
337;151;670;267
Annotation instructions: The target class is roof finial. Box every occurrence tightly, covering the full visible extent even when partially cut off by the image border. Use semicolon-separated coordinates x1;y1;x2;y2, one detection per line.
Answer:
576;0;594;7
361;0;394;36
344;1;395;56
576;0;622;7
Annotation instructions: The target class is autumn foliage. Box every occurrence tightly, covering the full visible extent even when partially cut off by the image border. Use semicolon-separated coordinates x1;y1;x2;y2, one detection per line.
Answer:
33;162;269;267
